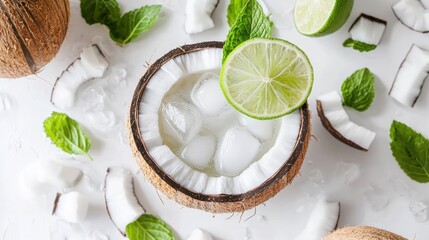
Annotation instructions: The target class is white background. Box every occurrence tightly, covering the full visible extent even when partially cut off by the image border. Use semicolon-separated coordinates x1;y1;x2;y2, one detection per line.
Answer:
1;0;429;239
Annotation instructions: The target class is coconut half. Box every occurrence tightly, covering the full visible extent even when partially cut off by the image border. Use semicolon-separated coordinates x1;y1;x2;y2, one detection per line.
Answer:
104;167;145;235
389;44;429;107
51;44;108;109
128;42;311;213
317;91;376;151
392;0;429;33
324;226;406;240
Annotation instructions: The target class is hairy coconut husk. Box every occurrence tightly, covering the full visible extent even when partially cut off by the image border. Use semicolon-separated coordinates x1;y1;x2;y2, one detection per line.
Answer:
324;226;406;240
128;41;311;213
0;0;70;78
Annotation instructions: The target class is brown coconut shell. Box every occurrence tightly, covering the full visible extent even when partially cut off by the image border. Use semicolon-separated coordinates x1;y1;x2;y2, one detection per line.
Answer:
128;41;312;213
324;226;407;240
316;100;367;151
0;0;70;78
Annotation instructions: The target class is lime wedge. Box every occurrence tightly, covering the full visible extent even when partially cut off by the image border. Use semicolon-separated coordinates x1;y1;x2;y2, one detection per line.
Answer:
294;0;354;36
220;38;313;120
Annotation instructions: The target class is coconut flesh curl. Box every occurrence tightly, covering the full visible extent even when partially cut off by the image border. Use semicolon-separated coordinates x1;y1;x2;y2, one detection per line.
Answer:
128;42;311;213
0;0;70;78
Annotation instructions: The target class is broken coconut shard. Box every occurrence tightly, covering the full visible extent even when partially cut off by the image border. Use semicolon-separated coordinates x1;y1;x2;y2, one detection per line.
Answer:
50;44;108;109
393;0;429;33
389;44;429;107
316;91;376;151
128;42;311;213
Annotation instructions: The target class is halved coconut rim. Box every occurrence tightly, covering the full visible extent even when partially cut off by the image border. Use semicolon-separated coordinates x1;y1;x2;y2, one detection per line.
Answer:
128;41;311;213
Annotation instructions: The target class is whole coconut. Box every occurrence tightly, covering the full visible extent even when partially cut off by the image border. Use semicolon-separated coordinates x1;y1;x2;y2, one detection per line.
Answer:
0;0;70;78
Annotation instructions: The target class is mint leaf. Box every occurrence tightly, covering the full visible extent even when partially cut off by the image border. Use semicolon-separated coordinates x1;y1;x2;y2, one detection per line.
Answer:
110;5;161;45
227;0;248;27
341;68;375;112
390;121;429;183
44;112;92;160
126;214;174;240
80;0;121;29
223;0;272;62
343;38;377;52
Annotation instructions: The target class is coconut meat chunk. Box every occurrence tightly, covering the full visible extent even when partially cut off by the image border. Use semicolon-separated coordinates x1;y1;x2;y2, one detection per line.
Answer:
52;191;89;223
349;14;387;45
294;198;340;240
390;44;429;107
185;0;219;34
317;91;376;151
104;167;145;235
51;45;108;109
393;0;429;33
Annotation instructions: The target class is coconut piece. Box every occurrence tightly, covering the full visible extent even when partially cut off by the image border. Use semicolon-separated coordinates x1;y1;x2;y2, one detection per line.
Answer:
393;0;429;33
295;198;340;240
317;91;376;151
0;0;70;78
389;44;429;107
185;0;219;34
52;191;89;223
324;226;406;240
128;41;311;213
345;14;386;50
104;167;145;235
51;44;108;109
186;228;214;240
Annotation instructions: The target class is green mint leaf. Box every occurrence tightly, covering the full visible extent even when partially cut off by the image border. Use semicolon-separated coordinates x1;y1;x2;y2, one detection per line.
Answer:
126;214;174;240
222;0;272;63
110;5;161;45
227;0;248;27
341;68;375;112
43;112;92;160
343;38;377;52
390;121;429;183
80;0;121;29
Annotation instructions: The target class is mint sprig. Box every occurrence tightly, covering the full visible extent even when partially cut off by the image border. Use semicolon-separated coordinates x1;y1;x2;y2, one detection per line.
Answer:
126;214;174;240
44;112;92;160
227;0;248;27
341;68;375;112
223;0;273;62
343;38;377;52
80;0;161;45
390;121;429;183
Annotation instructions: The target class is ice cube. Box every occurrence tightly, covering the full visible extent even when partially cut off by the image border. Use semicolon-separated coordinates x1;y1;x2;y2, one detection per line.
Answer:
78;86;106;112
240;114;275;141
335;161;360;185
191;72;228;116
390;178;412;198
215;128;261;177
181;135;216;170
0;94;11;111
92;36;117;57
86;111;116;134
161;102;202;144
364;186;390;212
308;169;324;184
109;66;127;87
409;202;428;222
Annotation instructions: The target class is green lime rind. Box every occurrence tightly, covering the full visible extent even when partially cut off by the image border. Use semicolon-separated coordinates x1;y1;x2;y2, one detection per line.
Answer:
220;38;314;120
294;0;354;37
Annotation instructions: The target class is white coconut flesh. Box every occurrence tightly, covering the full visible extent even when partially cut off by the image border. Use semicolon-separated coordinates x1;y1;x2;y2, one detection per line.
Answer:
390;44;429;107
53;191;89;223
138;48;302;195
393;0;429;32
294;198;340;240
186;228;214;240
185;0;219;34
349;14;386;45
104;167;145;235
51;45;108;109
317;91;376;150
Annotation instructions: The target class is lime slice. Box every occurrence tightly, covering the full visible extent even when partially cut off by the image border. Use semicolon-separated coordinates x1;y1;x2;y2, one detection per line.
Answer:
294;0;354;36
220;38;313;120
